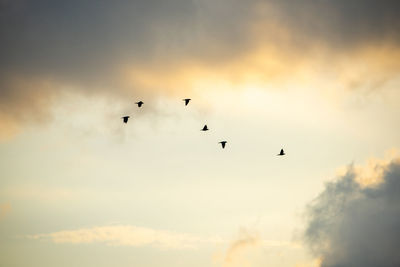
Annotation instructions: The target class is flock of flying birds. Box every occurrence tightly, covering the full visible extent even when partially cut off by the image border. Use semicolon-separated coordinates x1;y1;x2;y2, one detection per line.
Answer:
121;98;286;156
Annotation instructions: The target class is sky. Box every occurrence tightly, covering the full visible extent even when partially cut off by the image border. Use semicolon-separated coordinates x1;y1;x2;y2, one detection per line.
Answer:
0;1;400;266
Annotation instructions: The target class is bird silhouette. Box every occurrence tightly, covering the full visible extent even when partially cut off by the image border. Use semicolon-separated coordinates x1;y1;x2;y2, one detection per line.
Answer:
122;116;130;123
201;125;209;131
277;149;285;156
183;98;191;106
219;141;227;149
135;101;144;107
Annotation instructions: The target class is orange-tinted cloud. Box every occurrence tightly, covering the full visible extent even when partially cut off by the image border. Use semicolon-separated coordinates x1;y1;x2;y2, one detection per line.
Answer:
216;228;260;267
0;203;11;220
0;74;59;141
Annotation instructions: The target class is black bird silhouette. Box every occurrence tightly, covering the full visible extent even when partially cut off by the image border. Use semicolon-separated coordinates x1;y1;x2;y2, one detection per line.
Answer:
201;125;209;131
219;141;227;149
135;101;144;107
183;98;191;106
122;116;130;123
277;149;285;156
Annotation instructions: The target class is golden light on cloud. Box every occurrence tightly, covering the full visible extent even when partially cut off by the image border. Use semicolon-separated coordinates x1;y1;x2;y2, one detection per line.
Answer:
0;113;20;142
121;42;309;96
121;34;400;108
336;149;399;187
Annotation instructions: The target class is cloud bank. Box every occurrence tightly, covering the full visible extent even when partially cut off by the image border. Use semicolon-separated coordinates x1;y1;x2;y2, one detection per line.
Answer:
303;157;400;267
1;0;400;137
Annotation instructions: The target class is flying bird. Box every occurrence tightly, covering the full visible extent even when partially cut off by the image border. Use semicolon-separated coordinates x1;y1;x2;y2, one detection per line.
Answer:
277;149;285;156
219;141;227;149
122;116;130;123
135;101;144;107
183;98;191;106
201;125;209;131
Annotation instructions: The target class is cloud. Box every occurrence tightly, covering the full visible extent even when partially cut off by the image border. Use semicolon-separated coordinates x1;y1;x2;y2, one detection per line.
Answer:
2;0;399;76
211;228;262;267
0;74;60;140
27;224;221;249
0;203;11;220
303;156;400;267
1;0;400;138
215;228;303;267
261;0;400;46
222;228;260;267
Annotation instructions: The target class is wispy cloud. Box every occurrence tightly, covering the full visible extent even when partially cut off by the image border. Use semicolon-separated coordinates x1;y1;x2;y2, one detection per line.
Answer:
27;224;301;257
223;228;260;267
213;228;302;267
27;225;222;250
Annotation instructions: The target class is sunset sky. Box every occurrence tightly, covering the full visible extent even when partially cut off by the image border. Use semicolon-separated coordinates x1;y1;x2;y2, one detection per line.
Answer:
1;1;400;267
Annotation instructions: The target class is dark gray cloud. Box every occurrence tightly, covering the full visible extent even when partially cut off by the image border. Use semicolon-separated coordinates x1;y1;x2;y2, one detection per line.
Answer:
268;0;400;47
0;0;196;80
303;159;400;267
0;0;260;81
2;0;398;80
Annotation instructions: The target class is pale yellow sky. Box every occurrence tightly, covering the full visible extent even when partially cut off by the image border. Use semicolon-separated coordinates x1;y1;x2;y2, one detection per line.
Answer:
1;1;400;267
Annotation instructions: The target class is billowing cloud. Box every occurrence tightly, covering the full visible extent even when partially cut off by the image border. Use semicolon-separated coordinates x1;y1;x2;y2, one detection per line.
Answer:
27;224;221;249
1;0;400;138
303;157;400;267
